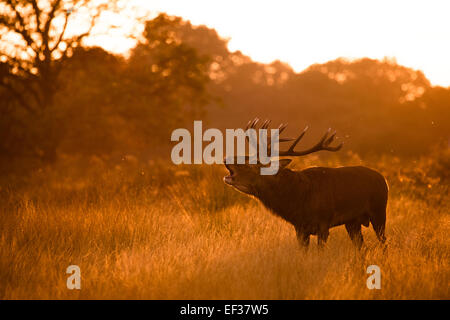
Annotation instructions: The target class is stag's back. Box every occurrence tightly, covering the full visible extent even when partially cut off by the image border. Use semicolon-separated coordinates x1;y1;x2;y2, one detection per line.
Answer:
301;166;388;225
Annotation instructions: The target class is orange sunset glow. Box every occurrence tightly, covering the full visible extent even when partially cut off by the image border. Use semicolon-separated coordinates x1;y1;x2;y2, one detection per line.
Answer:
1;0;449;302
87;0;450;87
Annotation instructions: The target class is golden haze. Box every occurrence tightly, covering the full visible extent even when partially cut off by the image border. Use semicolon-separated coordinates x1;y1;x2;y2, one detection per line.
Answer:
1;151;448;299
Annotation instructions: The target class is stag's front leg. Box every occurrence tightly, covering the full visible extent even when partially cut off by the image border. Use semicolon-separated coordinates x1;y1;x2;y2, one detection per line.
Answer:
317;225;329;248
295;227;310;249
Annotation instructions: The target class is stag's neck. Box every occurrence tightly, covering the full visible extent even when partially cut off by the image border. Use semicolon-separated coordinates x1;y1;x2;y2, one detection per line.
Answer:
253;169;311;223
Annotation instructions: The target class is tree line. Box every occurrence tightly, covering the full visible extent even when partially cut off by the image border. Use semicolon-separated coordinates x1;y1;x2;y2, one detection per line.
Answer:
1;1;449;173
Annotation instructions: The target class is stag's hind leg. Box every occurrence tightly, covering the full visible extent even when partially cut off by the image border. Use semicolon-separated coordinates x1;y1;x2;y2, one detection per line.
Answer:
317;225;329;248
370;210;386;244
295;227;310;249
345;221;364;249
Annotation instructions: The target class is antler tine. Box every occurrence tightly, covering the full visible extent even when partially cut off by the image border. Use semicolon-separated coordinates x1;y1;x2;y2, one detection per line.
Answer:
245;118;258;143
287;125;309;152
279;126;343;157
250;118;260;129
318;128;332;144
278;123;288;134
325;141;344;151
245;119;253;131
261;119;271;129
323;130;337;146
275;122;296;142
319;129;343;151
245;119;292;139
304;128;334;152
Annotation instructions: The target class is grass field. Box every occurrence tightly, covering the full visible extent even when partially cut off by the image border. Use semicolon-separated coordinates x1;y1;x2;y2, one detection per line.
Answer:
0;150;449;299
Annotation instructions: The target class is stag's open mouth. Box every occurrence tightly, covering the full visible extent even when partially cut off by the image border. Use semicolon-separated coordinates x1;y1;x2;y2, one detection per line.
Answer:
223;164;235;185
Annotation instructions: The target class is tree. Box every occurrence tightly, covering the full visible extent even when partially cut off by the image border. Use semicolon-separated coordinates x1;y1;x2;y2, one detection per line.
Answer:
43;14;215;159
125;14;214;138
0;0;114;113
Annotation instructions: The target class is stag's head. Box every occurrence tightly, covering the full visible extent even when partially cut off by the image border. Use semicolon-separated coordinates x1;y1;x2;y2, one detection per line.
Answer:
222;118;343;196
223;158;292;195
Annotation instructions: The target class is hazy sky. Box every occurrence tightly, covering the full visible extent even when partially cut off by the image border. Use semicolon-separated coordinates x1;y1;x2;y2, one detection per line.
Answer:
93;0;450;87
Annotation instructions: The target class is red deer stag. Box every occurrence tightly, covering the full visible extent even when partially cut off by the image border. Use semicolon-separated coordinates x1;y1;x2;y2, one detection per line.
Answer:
223;119;388;249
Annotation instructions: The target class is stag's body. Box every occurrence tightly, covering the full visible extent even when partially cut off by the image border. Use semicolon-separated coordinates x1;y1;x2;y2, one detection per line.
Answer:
223;118;388;248
250;165;388;248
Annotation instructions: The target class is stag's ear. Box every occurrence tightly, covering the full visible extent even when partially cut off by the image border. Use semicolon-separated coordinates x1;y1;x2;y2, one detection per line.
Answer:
278;159;292;169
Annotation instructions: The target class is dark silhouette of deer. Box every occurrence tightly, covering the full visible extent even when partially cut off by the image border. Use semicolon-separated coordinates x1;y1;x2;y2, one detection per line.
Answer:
223;119;388;249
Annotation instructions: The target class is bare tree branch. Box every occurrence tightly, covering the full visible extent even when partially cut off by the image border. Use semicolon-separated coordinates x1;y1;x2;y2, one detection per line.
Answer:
0;0;114;113
59;4;105;61
30;0;42;33
42;0;62;56
50;9;71;52
4;0;38;53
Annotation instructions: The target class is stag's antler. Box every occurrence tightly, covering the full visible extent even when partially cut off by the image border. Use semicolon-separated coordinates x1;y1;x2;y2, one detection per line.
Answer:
244;118;343;156
245;118;294;143
279;127;343;156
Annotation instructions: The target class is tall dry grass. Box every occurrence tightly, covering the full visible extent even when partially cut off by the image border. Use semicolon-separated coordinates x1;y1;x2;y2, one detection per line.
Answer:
0;149;449;299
